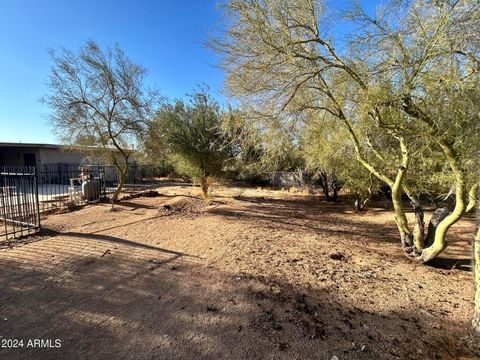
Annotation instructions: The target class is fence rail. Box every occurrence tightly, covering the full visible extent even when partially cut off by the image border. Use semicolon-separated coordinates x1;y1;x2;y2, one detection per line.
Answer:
34;164;156;212
0;167;40;241
1;164;157;242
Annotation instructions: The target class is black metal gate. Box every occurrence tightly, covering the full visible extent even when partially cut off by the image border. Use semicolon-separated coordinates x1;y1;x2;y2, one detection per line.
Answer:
0;167;41;241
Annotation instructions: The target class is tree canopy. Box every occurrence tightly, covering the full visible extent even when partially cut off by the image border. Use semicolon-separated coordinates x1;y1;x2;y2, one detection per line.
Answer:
213;0;480;260
213;0;480;331
146;90;232;198
44;40;158;200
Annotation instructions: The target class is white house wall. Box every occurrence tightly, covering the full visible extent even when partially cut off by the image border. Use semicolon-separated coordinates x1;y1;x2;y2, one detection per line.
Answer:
1;145;137;167
38;148;85;165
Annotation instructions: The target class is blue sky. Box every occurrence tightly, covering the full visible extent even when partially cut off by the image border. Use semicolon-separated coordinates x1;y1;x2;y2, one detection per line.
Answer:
0;0;380;144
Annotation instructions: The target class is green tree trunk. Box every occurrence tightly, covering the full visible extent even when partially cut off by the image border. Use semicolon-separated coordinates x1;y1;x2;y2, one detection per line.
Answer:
412;204;425;251
467;183;478;213
345;122;418;253
342;114;460;263
473;216;480;333
414;141;466;262
391;181;414;249
423;205;453;248
353;174;374;212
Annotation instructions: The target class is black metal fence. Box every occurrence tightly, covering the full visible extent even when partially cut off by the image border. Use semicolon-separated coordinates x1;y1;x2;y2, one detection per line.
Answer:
0;167;41;240
1;164;157;241
36;164;156;212
36;164;105;213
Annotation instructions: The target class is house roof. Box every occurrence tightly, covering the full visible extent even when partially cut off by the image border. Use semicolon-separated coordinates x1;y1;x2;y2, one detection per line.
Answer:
0;142;132;152
0;142;60;149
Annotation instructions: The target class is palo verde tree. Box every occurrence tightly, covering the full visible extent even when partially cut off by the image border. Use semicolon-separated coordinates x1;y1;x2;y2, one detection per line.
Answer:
149;90;231;198
213;0;480;262
220;108;265;179
44;40;157;201
219;107;304;184
350;0;480;261
212;0;423;255
301;113;377;208
214;0;480;332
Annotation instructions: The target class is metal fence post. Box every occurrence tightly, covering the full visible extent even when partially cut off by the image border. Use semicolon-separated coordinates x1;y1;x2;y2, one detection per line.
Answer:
1;173;7;237
33;166;41;232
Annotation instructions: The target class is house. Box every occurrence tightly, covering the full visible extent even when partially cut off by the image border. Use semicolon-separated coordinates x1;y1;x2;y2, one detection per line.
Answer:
0;142;135;167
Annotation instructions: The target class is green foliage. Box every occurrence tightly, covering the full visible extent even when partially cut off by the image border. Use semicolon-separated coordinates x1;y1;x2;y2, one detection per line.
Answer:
221;109;304;182
214;0;480;325
301;113;379;206
147;90;231;196
214;0;480;263
214;0;480;195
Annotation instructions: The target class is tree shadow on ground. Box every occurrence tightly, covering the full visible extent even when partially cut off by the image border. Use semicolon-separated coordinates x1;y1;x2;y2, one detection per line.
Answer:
43;228;200;259
114;200;158;210
0;236;478;360
428;257;472;271
209;195;474;271
0;189;477;359
210;196;402;248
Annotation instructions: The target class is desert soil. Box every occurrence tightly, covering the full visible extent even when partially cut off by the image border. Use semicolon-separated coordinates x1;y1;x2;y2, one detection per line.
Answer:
0;183;479;360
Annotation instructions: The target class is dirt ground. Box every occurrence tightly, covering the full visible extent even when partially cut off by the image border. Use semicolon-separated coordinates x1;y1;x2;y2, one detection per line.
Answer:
0;184;479;360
